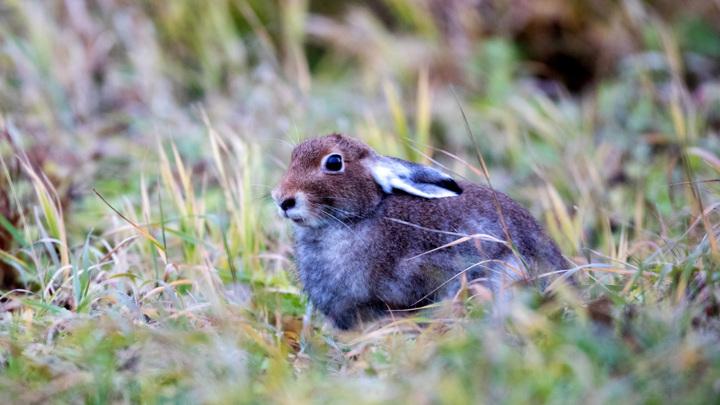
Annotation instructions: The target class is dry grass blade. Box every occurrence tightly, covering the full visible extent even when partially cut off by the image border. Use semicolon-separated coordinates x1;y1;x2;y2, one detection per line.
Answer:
415;67;432;164
97;235;140;264
18;158;69;269
411;260;492;306
93;188;166;252
142;279;195;301
406;233;507;261
452;88;529;273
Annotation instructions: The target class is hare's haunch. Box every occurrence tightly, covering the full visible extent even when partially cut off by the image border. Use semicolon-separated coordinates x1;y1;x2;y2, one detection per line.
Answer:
272;134;566;329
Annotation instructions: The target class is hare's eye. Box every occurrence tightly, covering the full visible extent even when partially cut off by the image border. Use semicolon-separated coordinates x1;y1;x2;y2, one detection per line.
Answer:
323;154;343;172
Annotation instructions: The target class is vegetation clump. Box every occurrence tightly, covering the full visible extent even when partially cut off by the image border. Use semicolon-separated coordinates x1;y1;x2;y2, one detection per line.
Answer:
1;1;720;403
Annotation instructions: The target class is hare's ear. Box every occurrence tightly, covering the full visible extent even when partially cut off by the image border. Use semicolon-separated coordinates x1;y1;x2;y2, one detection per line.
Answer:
368;156;462;198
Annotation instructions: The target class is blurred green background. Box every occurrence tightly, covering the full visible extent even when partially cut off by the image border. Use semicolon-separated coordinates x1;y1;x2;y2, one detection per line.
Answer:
1;0;720;403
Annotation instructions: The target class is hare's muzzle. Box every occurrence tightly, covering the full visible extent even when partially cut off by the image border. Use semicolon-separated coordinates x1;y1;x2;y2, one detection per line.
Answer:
272;187;309;225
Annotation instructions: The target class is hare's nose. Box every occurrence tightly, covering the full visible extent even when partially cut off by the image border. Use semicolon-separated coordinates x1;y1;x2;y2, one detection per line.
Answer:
280;198;296;211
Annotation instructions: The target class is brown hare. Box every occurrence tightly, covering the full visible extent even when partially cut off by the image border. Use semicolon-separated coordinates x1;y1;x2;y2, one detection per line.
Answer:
272;133;566;329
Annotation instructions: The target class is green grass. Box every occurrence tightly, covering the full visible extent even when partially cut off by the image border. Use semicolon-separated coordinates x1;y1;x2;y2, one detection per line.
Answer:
1;0;720;403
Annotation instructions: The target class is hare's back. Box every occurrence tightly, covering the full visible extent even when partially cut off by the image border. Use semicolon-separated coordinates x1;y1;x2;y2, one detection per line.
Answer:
379;181;554;264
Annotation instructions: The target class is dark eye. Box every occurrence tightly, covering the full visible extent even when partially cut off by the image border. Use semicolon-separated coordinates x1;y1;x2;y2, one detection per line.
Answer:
324;154;343;172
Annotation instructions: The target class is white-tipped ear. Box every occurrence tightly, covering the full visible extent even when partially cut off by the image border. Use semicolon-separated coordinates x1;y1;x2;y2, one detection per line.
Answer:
368;156;462;199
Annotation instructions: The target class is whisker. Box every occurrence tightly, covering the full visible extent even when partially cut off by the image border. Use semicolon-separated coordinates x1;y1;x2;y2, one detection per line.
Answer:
271;138;295;149
321;205;360;216
290;115;301;146
317;196;355;201
310;203;359;238
254;194;275;203
315;202;368;220
319;209;354;234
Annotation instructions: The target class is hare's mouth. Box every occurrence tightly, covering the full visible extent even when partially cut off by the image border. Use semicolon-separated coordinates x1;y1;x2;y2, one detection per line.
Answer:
284;212;310;226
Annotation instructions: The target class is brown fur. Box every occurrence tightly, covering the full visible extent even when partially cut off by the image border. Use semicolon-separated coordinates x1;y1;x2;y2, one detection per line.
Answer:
272;134;566;329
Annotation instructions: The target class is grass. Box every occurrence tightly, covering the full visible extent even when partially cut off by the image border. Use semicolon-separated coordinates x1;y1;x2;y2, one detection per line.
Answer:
1;0;720;403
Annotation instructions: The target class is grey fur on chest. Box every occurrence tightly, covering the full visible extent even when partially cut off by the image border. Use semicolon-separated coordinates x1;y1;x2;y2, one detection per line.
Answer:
294;224;374;314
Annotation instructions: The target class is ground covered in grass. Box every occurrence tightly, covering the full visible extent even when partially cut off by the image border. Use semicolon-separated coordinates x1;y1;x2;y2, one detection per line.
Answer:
1;1;720;403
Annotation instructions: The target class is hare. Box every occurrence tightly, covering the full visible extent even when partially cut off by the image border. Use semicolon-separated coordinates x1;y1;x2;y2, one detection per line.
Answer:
272;133;566;329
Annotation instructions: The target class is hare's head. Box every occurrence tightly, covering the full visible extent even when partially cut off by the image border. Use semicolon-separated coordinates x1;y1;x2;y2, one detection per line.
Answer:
272;133;462;227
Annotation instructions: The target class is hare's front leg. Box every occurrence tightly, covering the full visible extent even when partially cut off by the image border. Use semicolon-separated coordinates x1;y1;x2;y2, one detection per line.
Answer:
326;301;386;330
327;306;360;330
